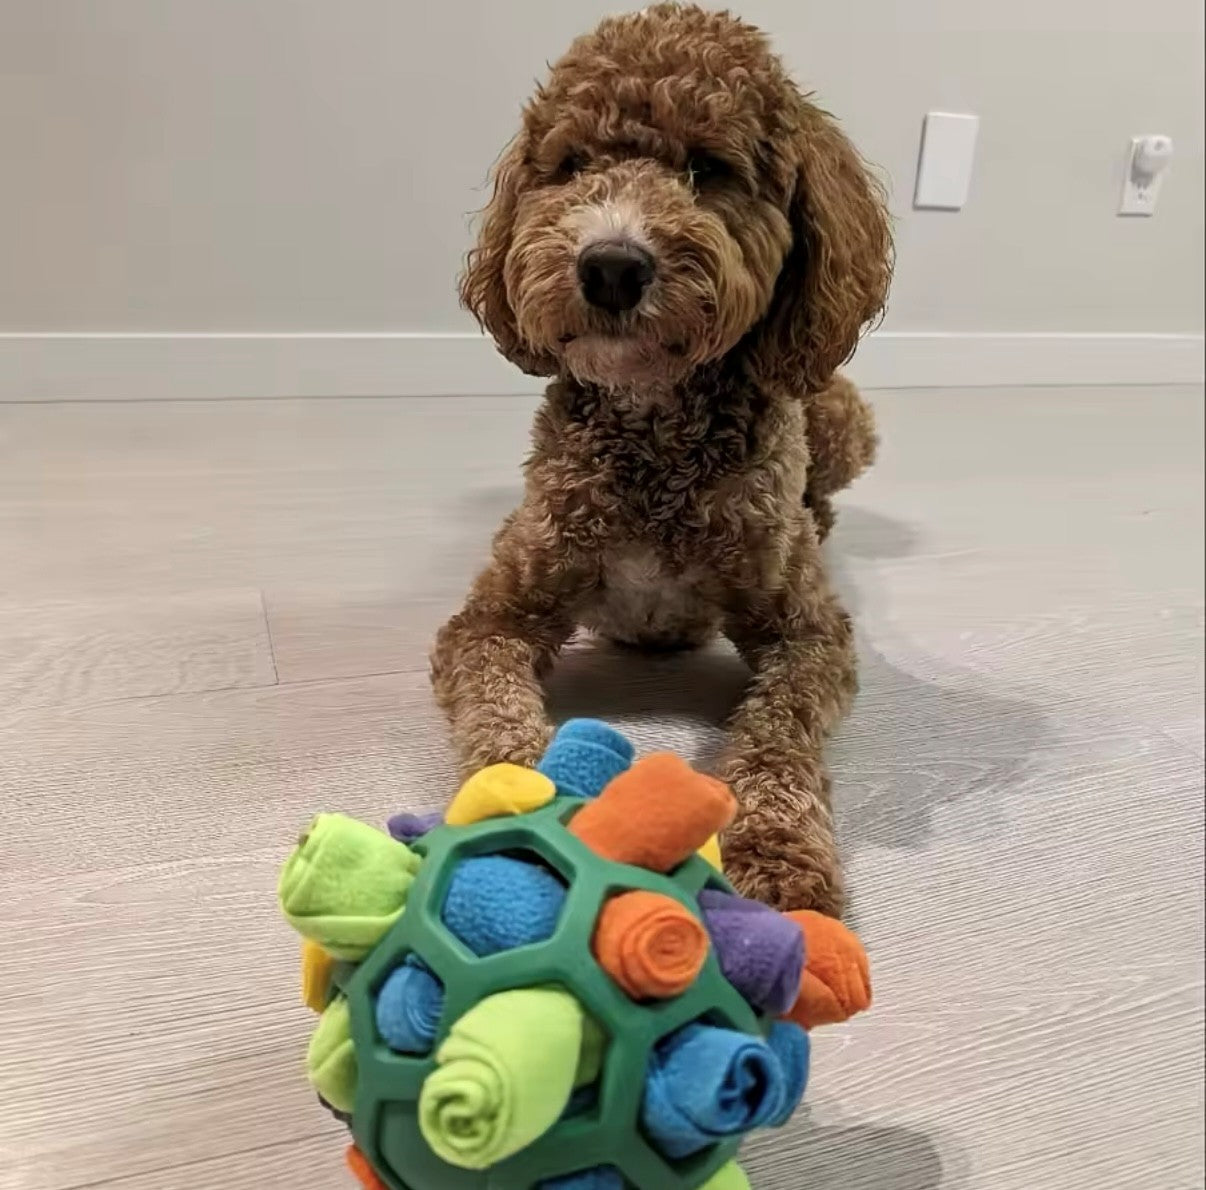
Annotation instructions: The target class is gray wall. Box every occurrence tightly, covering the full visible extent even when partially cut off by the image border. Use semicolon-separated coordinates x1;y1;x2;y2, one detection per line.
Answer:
2;0;1202;336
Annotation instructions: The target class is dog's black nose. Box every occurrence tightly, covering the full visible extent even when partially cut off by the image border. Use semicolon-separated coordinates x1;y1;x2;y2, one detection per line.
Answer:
577;241;655;313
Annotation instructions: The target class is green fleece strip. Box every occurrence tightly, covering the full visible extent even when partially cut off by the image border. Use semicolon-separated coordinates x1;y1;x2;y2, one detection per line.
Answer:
279;813;421;960
418;987;589;1170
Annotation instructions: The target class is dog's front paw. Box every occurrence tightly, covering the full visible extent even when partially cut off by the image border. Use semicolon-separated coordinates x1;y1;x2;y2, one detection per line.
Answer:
719;764;846;917
456;716;554;776
723;829;846;917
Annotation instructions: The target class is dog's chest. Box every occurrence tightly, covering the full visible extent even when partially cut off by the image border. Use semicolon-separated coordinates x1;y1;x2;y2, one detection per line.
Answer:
602;545;704;599
562;433;739;549
581;543;717;645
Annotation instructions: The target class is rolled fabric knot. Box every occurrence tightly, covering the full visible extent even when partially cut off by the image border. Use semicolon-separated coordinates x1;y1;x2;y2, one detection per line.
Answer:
386;808;443;844
300;939;336;1013
345;1146;388;1190
444;763;555;826
569;754;736;871
698;1163;752;1190
442;855;567;956
640;1021;808;1158
783;910;872;1028
698;889;805;1016
306;995;357;1115
697;834;723;871
593;890;709;1000
418;987;587;1170
537;718;635;800
375;956;444;1053
278;814;421;960
764;1021;810;1126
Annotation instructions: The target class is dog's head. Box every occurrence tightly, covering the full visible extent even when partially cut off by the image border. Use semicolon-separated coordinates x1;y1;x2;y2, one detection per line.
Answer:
461;4;892;395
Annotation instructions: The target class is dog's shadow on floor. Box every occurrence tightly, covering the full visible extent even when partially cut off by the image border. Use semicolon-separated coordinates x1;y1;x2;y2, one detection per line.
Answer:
745;1112;958;1190
825;506;1052;856
545;502;1052;860
545;636;750;767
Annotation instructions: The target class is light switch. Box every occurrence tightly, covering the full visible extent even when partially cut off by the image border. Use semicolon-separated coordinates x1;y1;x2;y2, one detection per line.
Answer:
913;112;980;211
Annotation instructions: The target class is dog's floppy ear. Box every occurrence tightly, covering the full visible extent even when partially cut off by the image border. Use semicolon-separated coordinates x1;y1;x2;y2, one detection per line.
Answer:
748;104;892;395
460;136;556;376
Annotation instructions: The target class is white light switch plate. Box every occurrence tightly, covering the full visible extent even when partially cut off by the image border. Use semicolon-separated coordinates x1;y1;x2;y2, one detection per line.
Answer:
913;112;980;211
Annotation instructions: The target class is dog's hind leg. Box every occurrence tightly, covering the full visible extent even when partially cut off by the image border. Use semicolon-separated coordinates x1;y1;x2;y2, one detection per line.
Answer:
803;373;878;540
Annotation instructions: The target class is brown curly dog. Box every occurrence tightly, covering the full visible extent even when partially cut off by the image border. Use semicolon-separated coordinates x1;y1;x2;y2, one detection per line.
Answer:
431;3;891;916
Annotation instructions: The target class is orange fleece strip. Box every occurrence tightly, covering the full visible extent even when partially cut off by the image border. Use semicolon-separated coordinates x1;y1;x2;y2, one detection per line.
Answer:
782;910;871;1028
346;1146;388;1190
569;753;736;871
593;890;710;999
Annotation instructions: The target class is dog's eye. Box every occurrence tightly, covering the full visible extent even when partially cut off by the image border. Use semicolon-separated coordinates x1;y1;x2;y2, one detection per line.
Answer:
554;152;586;182
686;151;732;188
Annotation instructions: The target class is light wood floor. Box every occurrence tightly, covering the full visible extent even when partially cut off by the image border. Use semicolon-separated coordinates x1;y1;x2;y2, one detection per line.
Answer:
1;387;1202;1190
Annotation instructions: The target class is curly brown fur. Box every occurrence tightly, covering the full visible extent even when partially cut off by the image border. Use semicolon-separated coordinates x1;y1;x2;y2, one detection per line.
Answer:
803;374;879;541
432;4;891;916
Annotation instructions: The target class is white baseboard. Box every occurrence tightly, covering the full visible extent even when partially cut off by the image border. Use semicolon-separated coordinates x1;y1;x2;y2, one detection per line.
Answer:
0;331;1201;401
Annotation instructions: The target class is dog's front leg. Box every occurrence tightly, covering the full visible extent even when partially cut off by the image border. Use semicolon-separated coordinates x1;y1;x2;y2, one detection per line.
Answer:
719;534;857;918
430;507;590;774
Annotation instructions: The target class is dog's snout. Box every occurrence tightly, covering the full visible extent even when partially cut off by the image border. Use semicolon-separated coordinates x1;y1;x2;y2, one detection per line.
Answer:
577;241;654;313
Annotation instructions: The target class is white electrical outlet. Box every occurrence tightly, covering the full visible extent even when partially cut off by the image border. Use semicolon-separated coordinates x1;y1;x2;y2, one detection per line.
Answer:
1119;135;1174;216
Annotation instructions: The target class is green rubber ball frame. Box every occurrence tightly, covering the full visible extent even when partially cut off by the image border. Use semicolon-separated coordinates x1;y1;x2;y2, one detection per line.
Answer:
340;796;768;1190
